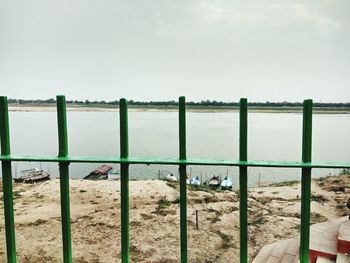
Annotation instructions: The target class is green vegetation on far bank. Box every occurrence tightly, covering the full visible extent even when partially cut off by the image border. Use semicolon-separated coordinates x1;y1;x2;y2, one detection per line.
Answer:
7;98;350;109
7;98;350;113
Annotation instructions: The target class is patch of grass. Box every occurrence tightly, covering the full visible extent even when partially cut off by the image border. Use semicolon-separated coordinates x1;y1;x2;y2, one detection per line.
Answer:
189;184;215;193
130;220;142;227
310;212;328;224
336;203;345;209
311;194;328;203
270;180;299;187
315;177;326;182
329;185;345;192
33;192;44;199
19;218;48;227
204;195;219;203
166;182;177;189
157;197;171;209
13;189;26;199
250;195;270;205
210;215;221;223
216;231;232;249
248;213;265;226
293;212;301;219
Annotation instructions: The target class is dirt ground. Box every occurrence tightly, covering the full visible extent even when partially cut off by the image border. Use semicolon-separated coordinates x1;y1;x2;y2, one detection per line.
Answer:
0;173;349;262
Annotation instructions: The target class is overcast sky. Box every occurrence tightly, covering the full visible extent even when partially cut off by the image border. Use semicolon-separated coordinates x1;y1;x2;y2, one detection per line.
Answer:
0;0;349;102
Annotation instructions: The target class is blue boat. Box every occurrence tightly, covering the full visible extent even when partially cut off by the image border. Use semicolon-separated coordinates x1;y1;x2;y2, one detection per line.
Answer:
190;176;201;186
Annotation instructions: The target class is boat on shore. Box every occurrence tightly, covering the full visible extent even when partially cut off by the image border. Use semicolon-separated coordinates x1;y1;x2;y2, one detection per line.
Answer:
166;173;178;182
208;175;221;189
161;169;191;184
221;176;233;190
108;169;120;180
14;168;50;183
190;176;201;186
84;165;113;180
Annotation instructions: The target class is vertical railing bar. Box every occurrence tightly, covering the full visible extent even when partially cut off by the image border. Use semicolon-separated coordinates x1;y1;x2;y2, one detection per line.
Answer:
300;99;313;263
179;96;188;263
120;98;130;263
239;98;248;263
0;96;17;263
56;95;72;263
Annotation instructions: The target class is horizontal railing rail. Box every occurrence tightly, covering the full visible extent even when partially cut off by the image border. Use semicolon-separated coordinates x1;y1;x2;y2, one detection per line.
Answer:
1;95;350;263
1;155;350;168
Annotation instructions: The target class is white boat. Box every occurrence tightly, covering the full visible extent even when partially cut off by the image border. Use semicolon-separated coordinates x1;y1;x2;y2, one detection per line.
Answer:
190;176;201;186
166;173;178;182
221;176;233;190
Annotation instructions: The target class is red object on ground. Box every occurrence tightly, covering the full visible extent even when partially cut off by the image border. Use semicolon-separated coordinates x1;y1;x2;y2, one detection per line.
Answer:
93;165;113;175
309;249;336;263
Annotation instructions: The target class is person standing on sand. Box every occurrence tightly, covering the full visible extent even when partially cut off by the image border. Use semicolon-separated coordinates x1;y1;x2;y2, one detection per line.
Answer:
346;198;350;219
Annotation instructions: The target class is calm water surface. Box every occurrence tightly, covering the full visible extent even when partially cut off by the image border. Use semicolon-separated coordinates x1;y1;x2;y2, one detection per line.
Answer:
2;111;350;188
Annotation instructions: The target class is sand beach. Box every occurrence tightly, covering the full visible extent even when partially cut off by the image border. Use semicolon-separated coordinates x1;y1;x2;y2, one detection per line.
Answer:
0;174;349;262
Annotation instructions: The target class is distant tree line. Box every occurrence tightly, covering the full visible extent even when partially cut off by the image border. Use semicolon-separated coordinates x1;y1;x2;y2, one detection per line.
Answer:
6;98;350;108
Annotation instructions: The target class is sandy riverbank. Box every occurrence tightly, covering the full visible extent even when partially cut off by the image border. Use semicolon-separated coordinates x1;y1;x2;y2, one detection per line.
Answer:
0;174;349;262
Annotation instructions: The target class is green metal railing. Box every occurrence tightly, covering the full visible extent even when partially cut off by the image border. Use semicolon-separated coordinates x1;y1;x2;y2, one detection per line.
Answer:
1;95;350;263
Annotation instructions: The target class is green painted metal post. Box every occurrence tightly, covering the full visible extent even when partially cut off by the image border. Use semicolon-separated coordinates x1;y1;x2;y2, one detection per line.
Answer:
0;96;17;263
179;96;188;263
300;99;313;263
56;95;72;263
120;98;130;263
239;98;248;263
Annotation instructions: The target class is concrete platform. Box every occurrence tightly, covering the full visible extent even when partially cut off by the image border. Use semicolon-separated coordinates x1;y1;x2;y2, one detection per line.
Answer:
253;217;350;263
338;220;350;254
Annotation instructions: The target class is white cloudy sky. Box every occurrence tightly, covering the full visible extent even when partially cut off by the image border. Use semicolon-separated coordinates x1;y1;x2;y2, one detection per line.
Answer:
0;0;349;102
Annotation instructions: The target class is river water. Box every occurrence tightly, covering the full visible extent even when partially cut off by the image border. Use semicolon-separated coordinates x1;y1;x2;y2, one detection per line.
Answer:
1;110;350;188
